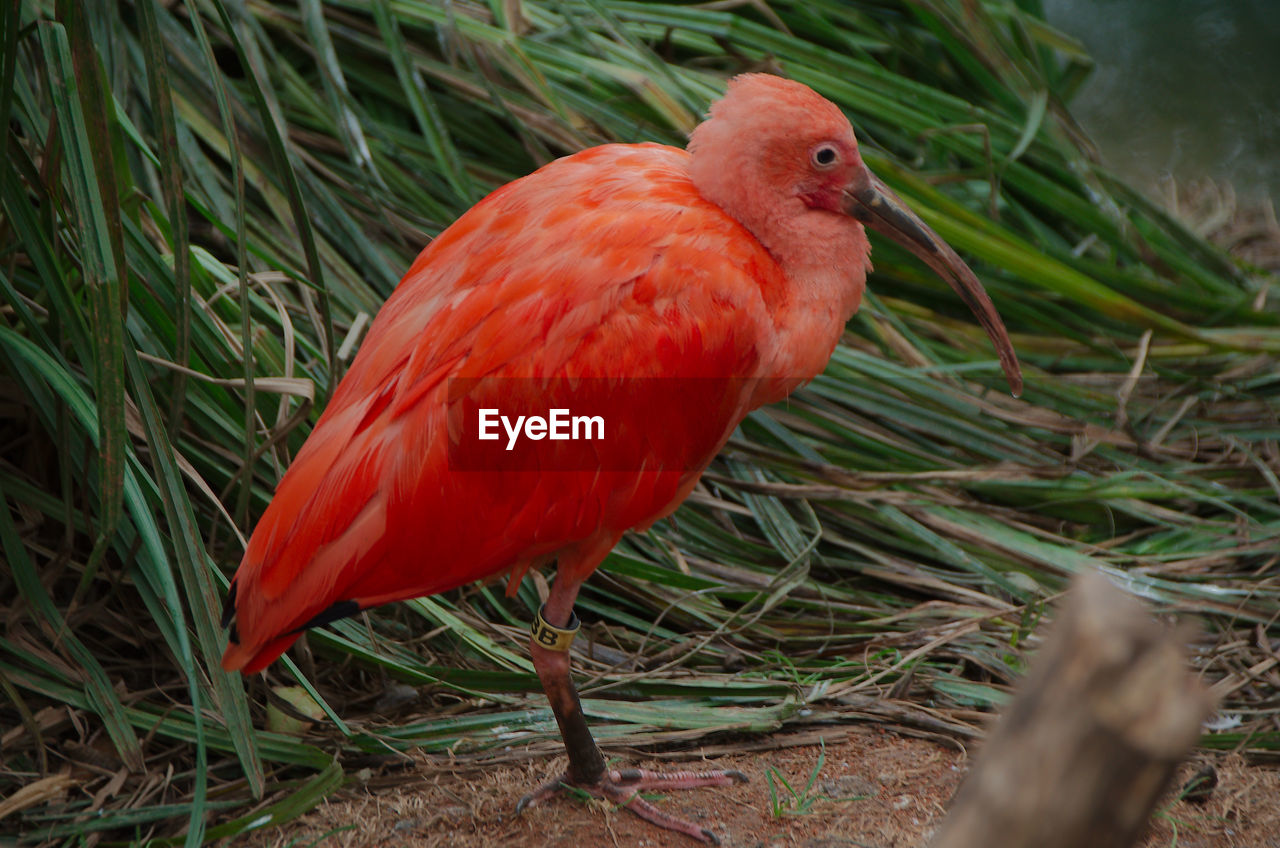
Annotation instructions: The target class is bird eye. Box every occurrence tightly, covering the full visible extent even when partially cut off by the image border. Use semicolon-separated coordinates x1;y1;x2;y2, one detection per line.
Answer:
811;144;840;169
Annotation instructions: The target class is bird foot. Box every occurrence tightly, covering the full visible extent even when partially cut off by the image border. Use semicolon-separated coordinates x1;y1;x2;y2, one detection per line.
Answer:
515;766;748;845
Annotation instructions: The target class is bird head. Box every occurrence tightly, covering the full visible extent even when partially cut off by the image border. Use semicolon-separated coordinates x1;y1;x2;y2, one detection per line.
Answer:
688;74;1022;396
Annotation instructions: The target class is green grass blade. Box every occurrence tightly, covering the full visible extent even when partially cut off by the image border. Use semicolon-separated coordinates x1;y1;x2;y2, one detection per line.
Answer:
41;18;127;587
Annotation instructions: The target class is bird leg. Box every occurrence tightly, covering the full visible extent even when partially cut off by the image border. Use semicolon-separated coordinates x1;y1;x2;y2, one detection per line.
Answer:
529;604;605;785
516;583;746;845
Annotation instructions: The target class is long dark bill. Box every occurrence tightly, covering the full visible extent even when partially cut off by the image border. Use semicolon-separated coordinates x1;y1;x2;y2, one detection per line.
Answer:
844;170;1023;397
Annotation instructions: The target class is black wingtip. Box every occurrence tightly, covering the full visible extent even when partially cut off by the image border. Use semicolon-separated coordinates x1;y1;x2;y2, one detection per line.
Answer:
293;599;362;633
220;581;238;629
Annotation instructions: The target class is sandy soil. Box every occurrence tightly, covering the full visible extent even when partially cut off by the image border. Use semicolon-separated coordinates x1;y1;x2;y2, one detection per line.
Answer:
238;728;1278;848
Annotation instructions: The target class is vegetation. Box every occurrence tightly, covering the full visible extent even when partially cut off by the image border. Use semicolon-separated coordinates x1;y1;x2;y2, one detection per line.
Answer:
2;0;1277;844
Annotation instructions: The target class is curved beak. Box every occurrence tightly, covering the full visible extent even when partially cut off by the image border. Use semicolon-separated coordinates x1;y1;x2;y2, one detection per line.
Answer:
844;168;1022;397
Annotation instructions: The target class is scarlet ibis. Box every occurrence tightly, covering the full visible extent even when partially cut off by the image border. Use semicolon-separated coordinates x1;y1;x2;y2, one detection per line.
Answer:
221;74;1020;843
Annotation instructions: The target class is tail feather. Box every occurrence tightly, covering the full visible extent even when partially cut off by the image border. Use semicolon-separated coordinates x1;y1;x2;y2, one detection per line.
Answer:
221;632;302;674
221;589;364;674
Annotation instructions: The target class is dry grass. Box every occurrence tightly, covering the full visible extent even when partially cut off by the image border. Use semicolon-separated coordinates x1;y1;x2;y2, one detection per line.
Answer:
3;1;1279;845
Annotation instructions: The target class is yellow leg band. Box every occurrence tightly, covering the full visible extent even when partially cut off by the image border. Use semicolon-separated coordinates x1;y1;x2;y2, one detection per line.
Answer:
531;605;580;652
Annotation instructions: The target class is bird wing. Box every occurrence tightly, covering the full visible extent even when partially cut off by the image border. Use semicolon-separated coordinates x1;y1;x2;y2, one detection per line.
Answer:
222;144;789;672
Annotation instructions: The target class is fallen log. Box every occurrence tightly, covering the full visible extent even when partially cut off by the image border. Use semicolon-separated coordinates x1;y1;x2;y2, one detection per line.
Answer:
930;570;1216;848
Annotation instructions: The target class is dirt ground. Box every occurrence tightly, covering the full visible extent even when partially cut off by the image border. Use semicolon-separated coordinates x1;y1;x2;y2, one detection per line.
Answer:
240;727;1279;848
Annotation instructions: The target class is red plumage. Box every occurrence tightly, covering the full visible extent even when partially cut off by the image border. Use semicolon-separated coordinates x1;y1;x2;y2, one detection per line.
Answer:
222;143;811;673
219;76;1017;843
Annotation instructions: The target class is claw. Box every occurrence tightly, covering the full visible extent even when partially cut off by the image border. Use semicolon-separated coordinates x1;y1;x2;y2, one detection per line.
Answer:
515;776;568;814
515;766;745;844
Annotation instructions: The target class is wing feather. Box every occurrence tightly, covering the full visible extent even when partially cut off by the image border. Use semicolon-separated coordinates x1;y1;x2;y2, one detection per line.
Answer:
223;143;788;671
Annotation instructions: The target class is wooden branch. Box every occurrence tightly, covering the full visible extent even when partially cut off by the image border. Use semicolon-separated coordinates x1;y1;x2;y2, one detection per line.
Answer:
930;570;1216;848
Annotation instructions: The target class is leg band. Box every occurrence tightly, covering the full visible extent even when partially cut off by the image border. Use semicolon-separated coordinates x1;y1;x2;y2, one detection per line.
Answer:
531;605;580;652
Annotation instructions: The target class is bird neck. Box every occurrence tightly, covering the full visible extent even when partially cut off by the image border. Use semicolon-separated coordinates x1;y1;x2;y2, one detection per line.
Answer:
754;257;866;404
750;211;870;395
687;149;871;397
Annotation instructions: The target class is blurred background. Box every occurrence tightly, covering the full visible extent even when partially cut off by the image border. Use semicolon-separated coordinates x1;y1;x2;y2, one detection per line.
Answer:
1044;0;1280;202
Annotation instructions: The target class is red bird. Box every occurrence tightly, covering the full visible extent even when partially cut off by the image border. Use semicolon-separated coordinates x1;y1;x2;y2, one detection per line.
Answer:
221;74;1020;843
